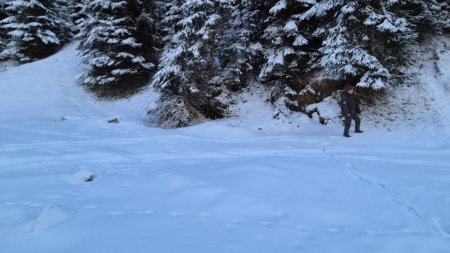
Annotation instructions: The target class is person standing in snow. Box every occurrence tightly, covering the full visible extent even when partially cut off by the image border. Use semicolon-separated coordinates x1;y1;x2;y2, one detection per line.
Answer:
340;86;363;137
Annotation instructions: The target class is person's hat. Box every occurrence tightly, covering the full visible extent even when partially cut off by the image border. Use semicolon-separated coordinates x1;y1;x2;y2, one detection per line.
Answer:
345;85;354;91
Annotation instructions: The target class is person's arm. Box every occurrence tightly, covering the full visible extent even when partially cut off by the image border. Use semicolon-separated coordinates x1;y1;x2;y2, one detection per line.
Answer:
340;94;350;116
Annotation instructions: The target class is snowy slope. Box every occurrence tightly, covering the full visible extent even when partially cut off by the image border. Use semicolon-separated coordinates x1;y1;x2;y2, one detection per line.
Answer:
1;40;450;253
221;36;450;135
357;35;450;134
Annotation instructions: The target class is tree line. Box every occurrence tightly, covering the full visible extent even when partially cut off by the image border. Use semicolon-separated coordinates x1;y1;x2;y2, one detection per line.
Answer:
1;0;449;128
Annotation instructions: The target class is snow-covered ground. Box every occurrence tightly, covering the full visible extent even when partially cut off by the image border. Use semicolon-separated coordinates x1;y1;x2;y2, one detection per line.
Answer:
0;38;450;253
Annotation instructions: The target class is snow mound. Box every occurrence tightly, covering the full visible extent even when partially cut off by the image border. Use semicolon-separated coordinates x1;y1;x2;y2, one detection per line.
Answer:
31;205;74;232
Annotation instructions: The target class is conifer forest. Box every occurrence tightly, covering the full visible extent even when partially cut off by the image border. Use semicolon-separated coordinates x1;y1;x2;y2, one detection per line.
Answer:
1;0;449;128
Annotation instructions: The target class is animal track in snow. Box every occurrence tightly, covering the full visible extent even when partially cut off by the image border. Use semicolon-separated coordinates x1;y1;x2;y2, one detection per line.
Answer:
335;159;425;225
320;141;427;227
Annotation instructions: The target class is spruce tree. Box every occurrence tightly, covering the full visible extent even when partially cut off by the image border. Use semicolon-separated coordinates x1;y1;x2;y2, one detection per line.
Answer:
408;0;450;34
253;0;325;117
219;0;269;91
0;0;9;52
76;0;159;96
441;0;450;31
298;1;417;89
69;0;88;34
0;0;73;63
150;0;232;128
260;0;317;85
153;0;223;90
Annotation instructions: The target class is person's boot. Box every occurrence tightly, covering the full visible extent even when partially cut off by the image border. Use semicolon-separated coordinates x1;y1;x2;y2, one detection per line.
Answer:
355;129;363;133
343;133;351;137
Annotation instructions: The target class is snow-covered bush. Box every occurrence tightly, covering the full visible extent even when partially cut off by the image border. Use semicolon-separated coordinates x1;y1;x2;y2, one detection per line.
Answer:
148;93;205;129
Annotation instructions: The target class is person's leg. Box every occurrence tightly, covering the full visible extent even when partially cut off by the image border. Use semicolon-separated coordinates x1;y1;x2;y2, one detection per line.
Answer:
353;114;361;131
344;115;352;136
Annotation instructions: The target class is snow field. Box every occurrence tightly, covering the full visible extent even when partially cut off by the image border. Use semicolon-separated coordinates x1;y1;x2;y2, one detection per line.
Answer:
0;40;450;252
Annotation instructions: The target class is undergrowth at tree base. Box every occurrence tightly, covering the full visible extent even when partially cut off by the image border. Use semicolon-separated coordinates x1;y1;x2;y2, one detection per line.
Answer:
87;82;149;100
